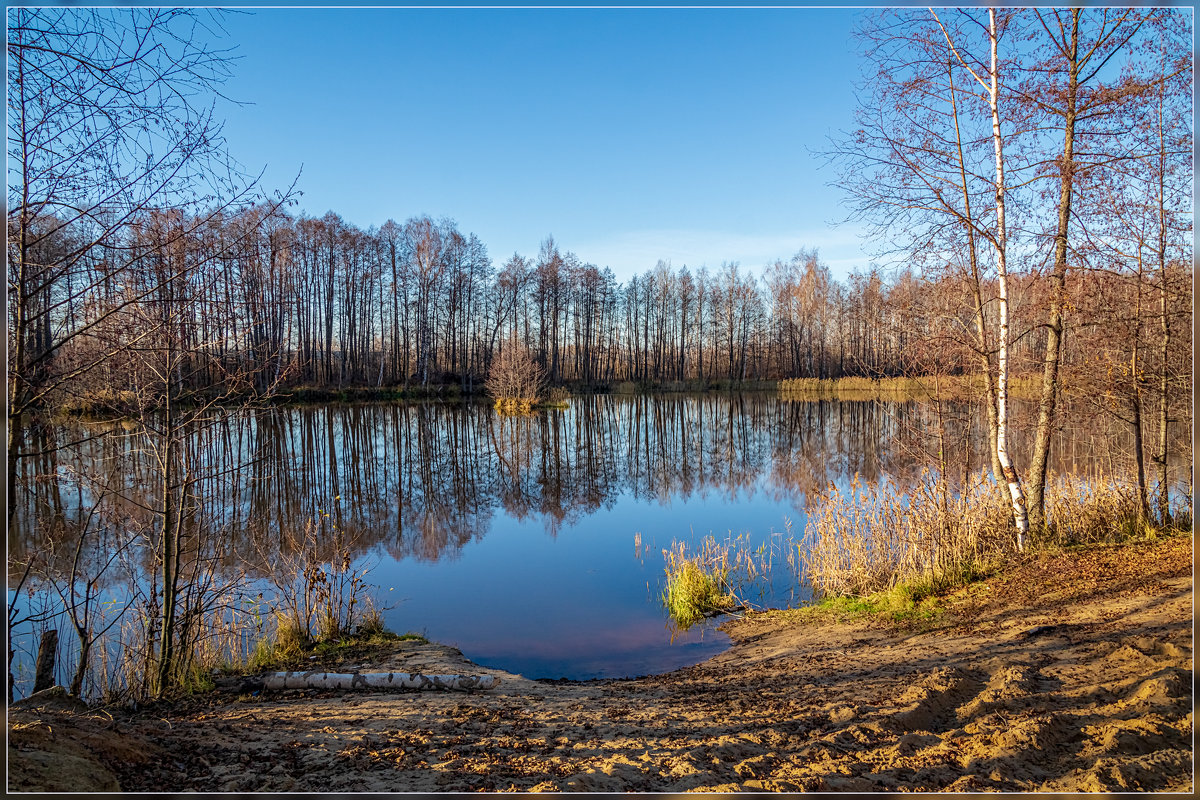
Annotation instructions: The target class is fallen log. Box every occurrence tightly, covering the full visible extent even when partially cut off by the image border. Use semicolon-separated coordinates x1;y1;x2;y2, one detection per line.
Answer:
216;670;499;693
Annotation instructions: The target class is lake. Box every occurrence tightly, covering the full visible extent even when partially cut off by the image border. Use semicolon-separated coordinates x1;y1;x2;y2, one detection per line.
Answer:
8;393;1150;690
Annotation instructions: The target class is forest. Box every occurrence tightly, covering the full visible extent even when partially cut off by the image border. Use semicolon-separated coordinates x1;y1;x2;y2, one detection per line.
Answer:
12;203;1195;398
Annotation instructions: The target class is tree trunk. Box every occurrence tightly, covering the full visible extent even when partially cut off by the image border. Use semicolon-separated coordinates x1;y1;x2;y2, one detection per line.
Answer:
9;49;31;522
1154;69;1173;525
1129;264;1151;523
69;637;91;698
33;629;58;694
156;353;179;696
1027;10;1080;532
983;9;1030;549
948;54;1004;490
1156;272;1171;523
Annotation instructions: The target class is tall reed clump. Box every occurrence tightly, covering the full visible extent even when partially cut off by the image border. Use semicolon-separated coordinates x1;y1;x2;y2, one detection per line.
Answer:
778;374;1041;402
778;377;831;397
661;538;736;629
1041;472;1190;546
83;560;272;702
800;471;1012;599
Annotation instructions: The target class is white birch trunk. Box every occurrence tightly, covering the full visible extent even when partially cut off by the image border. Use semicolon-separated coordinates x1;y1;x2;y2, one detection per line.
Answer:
985;9;1030;552
933;7;1031;552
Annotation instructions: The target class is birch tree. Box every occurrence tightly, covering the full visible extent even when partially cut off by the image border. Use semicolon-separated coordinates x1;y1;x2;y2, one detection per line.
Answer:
932;7;1029;549
828;9;1008;485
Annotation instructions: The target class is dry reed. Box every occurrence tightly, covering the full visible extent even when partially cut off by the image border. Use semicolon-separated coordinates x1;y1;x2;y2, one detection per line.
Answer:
801;470;1189;601
779;375;1040;401
799;471;1012;598
1041;472;1166;546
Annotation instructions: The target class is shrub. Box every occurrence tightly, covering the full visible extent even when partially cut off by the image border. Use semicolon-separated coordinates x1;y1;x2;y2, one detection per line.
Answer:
486;337;545;412
545;386;571;406
264;517;379;646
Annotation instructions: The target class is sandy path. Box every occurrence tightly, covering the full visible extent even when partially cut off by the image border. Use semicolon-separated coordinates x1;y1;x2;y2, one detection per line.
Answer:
10;536;1193;792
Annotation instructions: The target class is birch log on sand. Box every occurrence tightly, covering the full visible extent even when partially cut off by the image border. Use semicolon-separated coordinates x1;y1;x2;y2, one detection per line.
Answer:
259;670;499;691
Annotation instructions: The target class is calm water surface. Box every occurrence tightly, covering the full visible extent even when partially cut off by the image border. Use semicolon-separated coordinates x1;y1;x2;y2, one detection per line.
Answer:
10;394;1141;684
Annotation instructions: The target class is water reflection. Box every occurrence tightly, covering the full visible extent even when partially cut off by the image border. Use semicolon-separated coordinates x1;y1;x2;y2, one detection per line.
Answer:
9;394;1160;680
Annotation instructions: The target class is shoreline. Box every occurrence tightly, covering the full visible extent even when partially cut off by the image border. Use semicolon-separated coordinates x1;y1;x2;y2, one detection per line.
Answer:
46;373;1047;418
9;534;1194;792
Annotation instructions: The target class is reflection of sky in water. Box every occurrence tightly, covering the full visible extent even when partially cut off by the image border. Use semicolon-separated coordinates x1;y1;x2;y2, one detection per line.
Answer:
373;476;809;679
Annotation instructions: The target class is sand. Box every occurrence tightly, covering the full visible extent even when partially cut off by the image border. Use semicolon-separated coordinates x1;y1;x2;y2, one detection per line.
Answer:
8;535;1193;792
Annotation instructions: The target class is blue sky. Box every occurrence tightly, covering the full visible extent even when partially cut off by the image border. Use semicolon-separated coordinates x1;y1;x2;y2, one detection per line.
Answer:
214;6;869;280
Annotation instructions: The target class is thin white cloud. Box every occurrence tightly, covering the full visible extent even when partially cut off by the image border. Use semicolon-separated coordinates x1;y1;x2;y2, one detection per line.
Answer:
572;227;868;281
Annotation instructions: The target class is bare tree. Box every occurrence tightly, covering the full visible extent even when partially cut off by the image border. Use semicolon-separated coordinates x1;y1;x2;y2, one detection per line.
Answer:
7;7;262;516
933;7;1030;549
1021;8;1163;529
486;335;545;413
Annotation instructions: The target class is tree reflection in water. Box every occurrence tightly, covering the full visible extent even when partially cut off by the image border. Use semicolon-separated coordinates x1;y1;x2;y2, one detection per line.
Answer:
12;394;1156;570
9;394;1165;682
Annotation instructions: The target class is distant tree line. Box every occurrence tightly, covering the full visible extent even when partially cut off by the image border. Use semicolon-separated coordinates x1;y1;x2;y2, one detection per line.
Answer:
16;205;1192;405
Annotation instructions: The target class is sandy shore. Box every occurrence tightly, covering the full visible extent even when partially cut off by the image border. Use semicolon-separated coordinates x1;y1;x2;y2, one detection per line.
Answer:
9;535;1193;792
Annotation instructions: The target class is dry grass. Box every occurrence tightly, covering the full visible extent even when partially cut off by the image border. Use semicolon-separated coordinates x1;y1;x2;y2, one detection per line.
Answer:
800;470;1192;602
799;472;1013;599
263;519;380;645
1040;472;1190;547
78;570;270;702
779;374;1040;401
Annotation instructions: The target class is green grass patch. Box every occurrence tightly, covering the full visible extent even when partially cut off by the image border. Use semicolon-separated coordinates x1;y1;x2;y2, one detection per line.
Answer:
799;586;940;627
812;594;879;617
901;559;995;603
661;539;737;629
799;558;996;628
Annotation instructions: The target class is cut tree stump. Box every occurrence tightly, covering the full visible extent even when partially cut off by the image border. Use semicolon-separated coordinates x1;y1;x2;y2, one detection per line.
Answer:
216;670;499;693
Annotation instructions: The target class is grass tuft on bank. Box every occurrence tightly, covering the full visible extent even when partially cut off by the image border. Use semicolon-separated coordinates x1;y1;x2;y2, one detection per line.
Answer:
661;539;738;629
216;611;428;680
